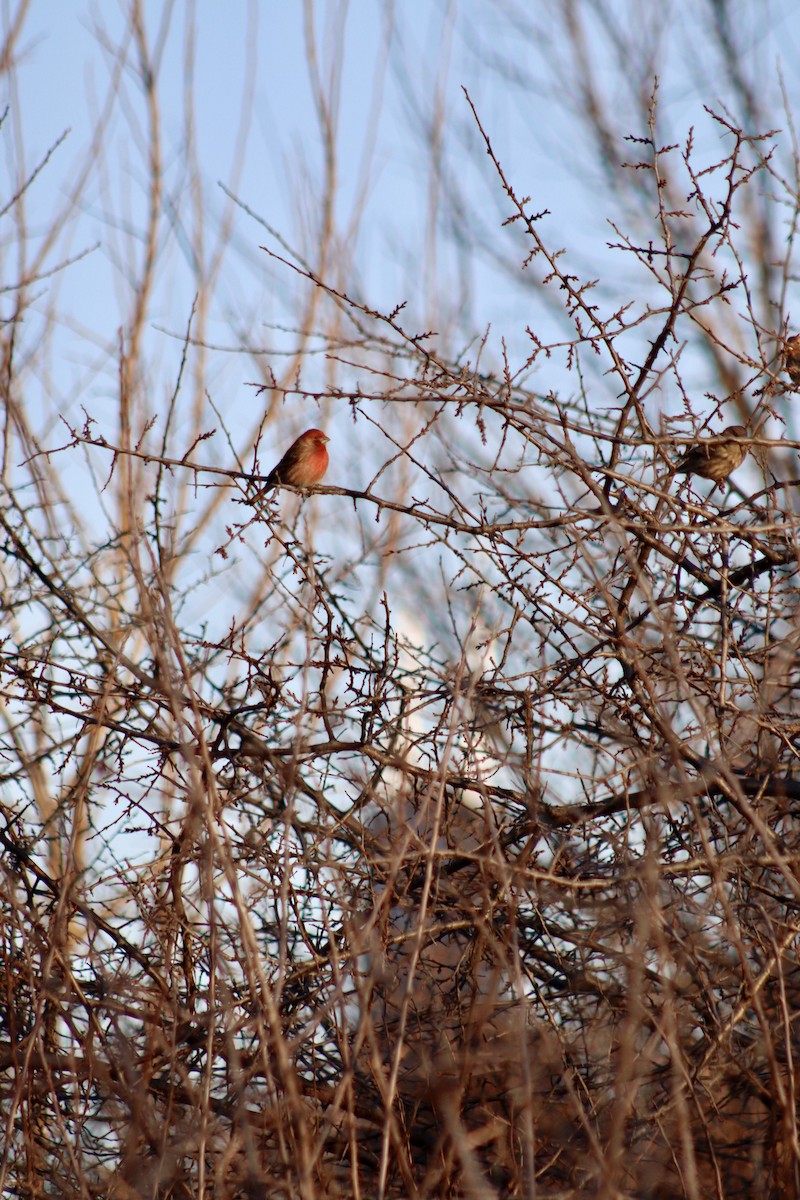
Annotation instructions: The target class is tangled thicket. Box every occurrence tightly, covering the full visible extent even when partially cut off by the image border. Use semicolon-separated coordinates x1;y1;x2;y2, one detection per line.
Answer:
2;4;800;1198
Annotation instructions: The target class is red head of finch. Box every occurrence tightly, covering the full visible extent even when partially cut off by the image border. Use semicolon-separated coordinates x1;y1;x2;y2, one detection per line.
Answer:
675;425;749;482
254;428;330;499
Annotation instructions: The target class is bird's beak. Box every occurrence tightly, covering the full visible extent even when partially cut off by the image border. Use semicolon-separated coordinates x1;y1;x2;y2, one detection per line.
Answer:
321;434;330;444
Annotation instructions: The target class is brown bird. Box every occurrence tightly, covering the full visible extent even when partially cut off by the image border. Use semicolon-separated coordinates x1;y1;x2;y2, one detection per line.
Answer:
675;425;749;482
252;428;330;501
783;334;800;388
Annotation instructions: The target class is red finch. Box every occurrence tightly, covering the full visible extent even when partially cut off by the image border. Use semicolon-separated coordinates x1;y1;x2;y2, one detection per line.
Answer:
252;428;330;500
783;334;800;387
674;425;749;482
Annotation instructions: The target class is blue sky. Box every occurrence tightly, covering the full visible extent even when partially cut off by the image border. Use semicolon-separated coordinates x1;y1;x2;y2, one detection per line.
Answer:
3;0;800;851
4;1;800;498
